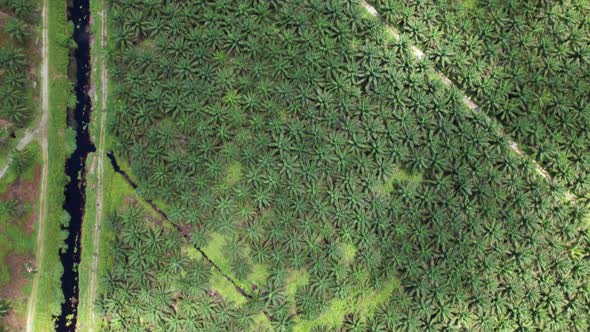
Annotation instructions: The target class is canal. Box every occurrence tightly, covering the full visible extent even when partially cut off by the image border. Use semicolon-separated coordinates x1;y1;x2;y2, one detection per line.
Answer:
55;0;95;330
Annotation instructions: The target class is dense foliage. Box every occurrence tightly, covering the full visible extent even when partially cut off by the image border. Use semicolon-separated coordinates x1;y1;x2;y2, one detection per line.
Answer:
0;0;37;128
98;204;263;331
369;0;590;197
0;298;9;316
106;0;589;330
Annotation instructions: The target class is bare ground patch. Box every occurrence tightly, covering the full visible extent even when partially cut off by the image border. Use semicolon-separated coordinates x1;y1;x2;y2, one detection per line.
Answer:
1;253;34;331
0;166;41;234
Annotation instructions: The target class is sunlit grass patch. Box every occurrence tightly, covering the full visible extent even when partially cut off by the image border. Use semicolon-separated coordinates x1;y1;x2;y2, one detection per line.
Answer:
375;167;422;195
224;160;243;186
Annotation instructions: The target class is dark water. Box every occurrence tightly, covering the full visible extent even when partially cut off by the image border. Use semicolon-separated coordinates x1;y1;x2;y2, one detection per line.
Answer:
106;152;257;301
106;152;138;189
106;151;169;219
55;0;95;330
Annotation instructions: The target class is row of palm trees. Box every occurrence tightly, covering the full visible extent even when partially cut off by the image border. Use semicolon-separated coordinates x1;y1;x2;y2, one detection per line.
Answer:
98;205;267;332
103;0;590;330
0;1;37;128
0;4;37;329
0;0;36;22
369;0;590;197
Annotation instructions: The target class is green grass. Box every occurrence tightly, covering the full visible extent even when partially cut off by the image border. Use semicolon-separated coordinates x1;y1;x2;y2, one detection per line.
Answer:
0;142;40;286
0;2;60;331
299;281;398;330
0;143;40;194
249;264;269;288
287;245;398;332
224;160;243;186
182;245;201;260
202;232;269;289
293;277;399;331
203;233;231;273
77;151;141;330
209;270;247;306
30;0;76;330
294;298;348;331
0;223;36;285
285;269;310;316
77;163;134;332
250;312;273;332
375;167;423;195
76;0;108;326
81;5;265;321
339;242;357;265
182;241;248;306
462;0;478;10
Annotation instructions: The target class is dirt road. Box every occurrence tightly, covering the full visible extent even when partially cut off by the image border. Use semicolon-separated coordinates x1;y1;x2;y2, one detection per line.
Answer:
0;129;36;179
25;0;50;330
86;3;108;331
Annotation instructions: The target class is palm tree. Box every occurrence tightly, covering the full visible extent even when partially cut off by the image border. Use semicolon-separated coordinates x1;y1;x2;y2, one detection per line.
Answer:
231;256;252;281
0;298;10;318
260;277;286;309
343;312;367;332
5;0;35;20
270;307;295;332
11;147;33;177
167;251;189;274
125;11;147;37
0;47;26;70
164;309;186;332
113;26;135;50
4;18;28;43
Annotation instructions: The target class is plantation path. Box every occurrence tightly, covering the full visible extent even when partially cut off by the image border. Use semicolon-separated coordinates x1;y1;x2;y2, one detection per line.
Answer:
87;4;108;331
25;0;50;330
361;1;577;203
0;129;35;179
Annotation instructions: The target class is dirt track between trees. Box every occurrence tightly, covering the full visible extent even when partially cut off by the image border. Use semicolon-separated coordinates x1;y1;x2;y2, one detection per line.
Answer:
86;2;108;331
361;1;577;203
25;0;50;330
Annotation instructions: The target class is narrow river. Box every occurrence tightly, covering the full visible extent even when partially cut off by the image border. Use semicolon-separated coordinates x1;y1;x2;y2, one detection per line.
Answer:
56;0;95;330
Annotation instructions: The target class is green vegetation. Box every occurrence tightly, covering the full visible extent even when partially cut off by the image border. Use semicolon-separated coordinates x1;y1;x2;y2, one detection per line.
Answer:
0;0;43;330
0;145;38;257
1;0;36;20
0;142;39;331
0;298;10;319
0;0;38;128
98;204;265;331
369;0;590;197
99;0;589;331
76;0;108;328
29;0;75;330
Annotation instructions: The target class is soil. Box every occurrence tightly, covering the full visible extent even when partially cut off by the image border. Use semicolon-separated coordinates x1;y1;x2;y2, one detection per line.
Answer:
177;223;193;238
123;195;136;206
0;168;40;331
87;154;96;176
0;166;41;234
145;213;164;228
0;119;12;129
123;196;167;228
1;253;33;332
24;1;50;329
